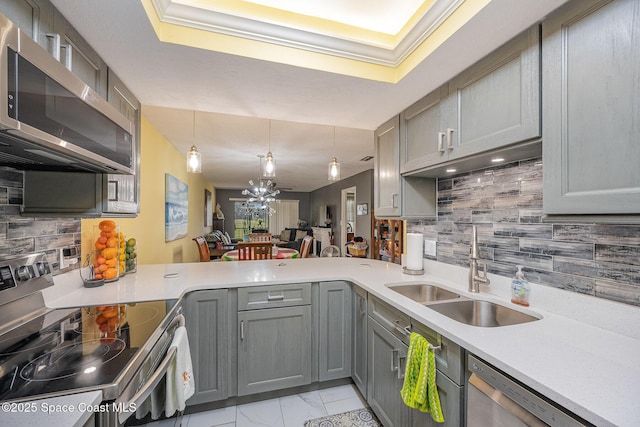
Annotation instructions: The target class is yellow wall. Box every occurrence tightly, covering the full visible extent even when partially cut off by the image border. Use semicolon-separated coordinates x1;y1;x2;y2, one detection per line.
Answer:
82;116;216;265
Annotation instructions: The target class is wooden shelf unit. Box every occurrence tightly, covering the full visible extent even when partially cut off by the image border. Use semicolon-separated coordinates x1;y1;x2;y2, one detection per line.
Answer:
373;218;403;264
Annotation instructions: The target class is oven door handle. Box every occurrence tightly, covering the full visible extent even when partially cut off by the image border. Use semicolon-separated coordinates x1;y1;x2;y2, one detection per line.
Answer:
117;314;185;424
117;345;176;424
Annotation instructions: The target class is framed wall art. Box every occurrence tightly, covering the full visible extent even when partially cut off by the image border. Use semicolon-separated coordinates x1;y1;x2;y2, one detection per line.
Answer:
357;203;368;216
204;189;213;227
165;174;189;242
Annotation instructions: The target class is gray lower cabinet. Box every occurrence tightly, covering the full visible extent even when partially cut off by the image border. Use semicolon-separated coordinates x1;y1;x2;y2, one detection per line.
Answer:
367;295;464;427
238;305;312;395
184;290;229;405
319;281;352;381
351;285;367;399
542;0;640;215
367;318;410;427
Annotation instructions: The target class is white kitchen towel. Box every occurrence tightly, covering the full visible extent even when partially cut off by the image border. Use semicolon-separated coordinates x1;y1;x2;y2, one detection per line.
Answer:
165;326;195;417
135;376;165;420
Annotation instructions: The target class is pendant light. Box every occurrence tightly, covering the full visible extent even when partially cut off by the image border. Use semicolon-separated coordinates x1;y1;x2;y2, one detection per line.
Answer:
262;120;276;178
187;110;201;173
328;126;340;181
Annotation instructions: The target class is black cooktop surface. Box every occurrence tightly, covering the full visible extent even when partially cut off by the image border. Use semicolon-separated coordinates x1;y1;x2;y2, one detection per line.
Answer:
0;300;176;402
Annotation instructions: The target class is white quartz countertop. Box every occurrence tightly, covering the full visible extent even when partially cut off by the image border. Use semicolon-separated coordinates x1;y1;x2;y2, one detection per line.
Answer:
45;258;640;427
0;391;102;427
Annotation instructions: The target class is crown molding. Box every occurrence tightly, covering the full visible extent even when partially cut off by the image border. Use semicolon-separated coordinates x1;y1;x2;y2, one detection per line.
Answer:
150;0;464;67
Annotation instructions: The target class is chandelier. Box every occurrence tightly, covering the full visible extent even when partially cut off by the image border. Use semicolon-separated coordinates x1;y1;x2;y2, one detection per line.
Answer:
242;155;280;205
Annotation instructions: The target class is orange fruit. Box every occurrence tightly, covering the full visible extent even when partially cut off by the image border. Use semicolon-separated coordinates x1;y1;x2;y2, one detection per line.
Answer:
103;268;118;280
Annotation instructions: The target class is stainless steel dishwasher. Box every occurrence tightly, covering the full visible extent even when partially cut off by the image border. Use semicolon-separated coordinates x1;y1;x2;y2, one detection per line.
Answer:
466;354;593;427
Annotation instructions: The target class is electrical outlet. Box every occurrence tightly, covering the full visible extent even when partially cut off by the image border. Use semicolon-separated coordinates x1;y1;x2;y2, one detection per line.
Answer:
424;240;436;257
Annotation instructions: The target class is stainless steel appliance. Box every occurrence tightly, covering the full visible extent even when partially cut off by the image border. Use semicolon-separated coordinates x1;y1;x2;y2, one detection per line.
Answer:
467;354;592;427
0;13;134;174
0;253;183;426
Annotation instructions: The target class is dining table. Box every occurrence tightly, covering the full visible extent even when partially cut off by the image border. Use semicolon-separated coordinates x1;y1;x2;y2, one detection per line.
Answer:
221;247;299;261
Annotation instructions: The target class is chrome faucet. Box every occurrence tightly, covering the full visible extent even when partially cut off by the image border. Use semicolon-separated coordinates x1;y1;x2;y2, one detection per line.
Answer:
469;225;490;293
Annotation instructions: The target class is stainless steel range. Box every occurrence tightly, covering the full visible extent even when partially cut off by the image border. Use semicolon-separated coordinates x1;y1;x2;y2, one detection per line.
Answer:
0;253;182;426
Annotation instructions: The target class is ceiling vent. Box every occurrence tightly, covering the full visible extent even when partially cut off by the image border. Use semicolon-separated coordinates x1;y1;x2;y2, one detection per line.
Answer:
360;156;374;162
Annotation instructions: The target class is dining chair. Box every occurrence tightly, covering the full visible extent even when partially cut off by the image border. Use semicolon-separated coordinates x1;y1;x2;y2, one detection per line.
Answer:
238;241;273;260
193;236;211;262
299;235;314;258
248;233;272;242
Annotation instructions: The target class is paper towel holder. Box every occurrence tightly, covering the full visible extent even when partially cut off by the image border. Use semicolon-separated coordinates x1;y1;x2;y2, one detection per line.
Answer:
402;266;424;275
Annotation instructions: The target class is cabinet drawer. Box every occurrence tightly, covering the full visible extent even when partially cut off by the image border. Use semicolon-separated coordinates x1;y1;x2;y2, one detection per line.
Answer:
368;296;464;386
411;321;464;386
238;283;311;310
368;295;411;342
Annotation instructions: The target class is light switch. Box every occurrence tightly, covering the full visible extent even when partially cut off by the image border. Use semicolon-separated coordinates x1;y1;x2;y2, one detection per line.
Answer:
424;240;436;257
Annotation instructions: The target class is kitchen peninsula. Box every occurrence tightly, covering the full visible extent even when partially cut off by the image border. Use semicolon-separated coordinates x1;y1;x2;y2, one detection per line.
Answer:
43;257;640;427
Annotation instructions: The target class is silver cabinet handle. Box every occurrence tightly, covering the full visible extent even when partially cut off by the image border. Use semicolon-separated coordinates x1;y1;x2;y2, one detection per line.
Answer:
446;128;455;150
267;294;284;301
438;132;446;153
391;349;399;372
240;320;245;340
398;355;406;379
392;193;398;209
60;44;72;70
45;33;61;60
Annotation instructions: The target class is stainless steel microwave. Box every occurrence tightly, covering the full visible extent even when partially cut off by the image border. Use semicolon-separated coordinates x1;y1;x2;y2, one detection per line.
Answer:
0;13;134;174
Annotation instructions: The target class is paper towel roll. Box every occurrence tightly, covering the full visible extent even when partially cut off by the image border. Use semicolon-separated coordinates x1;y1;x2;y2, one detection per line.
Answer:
406;233;423;271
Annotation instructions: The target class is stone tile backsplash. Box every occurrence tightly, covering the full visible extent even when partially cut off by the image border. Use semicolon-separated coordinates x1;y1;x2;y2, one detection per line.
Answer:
407;158;640;307
0;169;80;274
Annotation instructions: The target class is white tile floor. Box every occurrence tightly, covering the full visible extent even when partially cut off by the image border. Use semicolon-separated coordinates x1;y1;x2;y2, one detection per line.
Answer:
143;384;368;427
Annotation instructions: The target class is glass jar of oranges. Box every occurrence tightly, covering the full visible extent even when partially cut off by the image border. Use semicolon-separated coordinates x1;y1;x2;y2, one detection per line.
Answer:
93;220;121;282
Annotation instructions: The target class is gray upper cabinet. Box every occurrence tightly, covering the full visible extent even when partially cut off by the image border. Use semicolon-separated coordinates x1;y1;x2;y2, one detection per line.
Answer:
446;25;540;160
52;9;108;97
374;116;402;217
1;0;53;47
106;69;141;215
318;281;351;382
400;86;449;174
375;115;437;219
542;0;640;215
399;25;541;178
184;290;229;405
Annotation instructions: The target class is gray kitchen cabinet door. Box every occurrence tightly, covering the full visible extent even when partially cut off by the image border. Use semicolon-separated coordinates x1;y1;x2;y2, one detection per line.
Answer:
542;0;640;215
184;290;229;405
374;116;402;217
367;318;410;427
105;69;140;215
52;9;108;97
410;371;463;427
446;25;541;161
1;0;54;48
319;281;352;381
400;85;450;174
238;305;312;395
351;285;367;399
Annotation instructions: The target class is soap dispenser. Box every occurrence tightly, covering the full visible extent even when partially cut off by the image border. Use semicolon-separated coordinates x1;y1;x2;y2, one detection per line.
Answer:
511;265;530;307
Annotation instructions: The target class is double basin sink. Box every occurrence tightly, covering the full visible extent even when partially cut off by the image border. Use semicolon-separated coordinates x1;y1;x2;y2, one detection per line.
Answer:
387;283;540;327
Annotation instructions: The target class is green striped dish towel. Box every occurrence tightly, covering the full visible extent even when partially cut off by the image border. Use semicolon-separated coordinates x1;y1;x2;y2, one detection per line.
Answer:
400;332;444;423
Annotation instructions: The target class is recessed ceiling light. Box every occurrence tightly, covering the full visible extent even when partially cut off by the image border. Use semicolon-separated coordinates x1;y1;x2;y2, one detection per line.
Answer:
491;157;505;163
446;168;456;173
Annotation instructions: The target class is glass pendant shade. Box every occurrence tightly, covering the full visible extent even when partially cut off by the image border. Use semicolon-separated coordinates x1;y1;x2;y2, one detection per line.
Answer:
262;151;276;178
187;145;201;173
328;157;340;181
